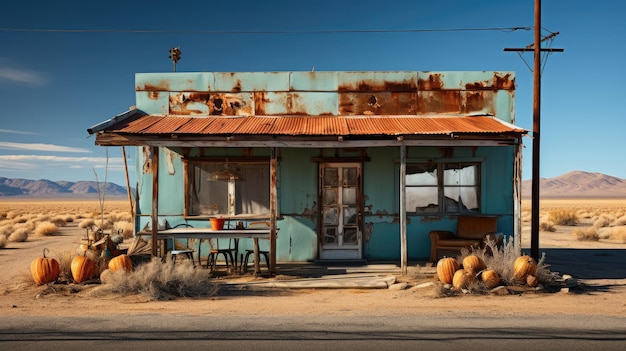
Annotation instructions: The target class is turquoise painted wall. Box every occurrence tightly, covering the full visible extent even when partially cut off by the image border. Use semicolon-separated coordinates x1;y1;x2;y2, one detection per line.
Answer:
135;145;517;262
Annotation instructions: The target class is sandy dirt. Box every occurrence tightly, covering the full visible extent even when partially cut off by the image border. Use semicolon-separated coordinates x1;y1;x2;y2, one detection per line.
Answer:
2;201;626;318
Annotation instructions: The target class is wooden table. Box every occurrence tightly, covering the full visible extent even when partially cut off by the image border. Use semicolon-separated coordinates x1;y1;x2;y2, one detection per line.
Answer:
140;228;271;275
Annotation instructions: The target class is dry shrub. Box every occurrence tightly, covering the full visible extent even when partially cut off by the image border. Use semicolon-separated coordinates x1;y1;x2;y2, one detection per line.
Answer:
609;227;626;243
0;224;13;238
539;221;556;232
79;218;96;229
92;257;218;300
594;214;614;228
613;215;626;226
9;228;29;242
114;221;134;239
573;227;600;241
50;216;68;227
55;250;75;283
5;211;17;219
12;216;29;224
548;210;579;226
35;221;60;236
0;235;7;248
460;236;558;291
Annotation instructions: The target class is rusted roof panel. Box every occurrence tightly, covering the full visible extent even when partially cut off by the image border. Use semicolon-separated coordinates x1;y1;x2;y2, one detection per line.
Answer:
102;115;525;137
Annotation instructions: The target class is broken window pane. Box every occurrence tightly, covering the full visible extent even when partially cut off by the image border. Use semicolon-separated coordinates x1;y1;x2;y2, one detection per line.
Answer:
342;167;358;186
324;188;338;205
343;228;358;244
323;207;338;225
324;168;338;187
324;227;337;244
344;207;358;225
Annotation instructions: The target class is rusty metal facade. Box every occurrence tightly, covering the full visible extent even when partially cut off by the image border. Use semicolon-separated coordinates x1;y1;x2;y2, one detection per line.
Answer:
134;71;515;120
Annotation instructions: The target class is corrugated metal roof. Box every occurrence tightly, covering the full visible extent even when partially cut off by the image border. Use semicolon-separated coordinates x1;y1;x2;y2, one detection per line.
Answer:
98;114;526;137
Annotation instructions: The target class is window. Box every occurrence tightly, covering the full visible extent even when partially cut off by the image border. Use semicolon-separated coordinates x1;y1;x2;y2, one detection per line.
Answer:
406;162;480;214
187;161;270;216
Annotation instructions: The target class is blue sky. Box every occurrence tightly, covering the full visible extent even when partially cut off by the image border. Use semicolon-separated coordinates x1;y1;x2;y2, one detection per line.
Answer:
0;0;624;186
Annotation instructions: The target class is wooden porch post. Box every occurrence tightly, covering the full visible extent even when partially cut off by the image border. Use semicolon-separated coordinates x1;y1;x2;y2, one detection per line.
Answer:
400;144;407;275
150;147;159;257
269;147;278;275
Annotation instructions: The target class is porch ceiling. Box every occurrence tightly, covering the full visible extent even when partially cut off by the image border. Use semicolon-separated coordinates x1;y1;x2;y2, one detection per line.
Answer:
88;110;527;147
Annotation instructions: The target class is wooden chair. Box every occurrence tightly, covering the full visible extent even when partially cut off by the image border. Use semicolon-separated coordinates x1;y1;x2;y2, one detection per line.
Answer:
205;237;237;272
241;221;271;273
167;223;195;266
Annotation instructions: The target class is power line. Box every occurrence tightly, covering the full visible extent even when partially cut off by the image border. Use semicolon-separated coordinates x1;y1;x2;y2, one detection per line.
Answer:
0;26;531;35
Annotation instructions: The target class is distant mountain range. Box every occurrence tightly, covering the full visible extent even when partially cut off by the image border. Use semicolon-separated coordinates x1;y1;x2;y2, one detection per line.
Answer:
0;177;128;197
521;171;626;198
1;171;625;198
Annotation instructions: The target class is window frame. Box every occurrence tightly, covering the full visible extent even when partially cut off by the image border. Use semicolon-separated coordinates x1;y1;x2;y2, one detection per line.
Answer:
403;160;482;215
184;158;272;219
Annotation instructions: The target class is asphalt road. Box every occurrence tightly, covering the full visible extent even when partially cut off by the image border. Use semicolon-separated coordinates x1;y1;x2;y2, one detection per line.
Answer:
1;314;624;351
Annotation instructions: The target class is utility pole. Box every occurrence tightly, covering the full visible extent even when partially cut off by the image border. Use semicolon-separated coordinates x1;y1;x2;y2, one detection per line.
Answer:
169;47;181;72
504;0;563;261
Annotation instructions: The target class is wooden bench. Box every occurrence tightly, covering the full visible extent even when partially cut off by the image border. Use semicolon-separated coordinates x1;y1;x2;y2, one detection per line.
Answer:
429;215;502;262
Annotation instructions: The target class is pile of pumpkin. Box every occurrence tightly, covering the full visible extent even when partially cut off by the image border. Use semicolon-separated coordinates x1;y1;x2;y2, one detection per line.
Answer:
436;254;539;291
30;248;134;286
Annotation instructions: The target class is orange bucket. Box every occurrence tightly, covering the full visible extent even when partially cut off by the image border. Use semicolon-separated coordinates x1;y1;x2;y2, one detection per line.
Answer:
210;217;225;230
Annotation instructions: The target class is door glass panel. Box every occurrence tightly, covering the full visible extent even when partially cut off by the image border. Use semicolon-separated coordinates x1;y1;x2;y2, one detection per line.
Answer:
342;188;356;205
343;167;357;186
324;227;337;244
343;228;358;244
344;207;357;225
323;188;338;205
323;207;338;225
324;168;338;186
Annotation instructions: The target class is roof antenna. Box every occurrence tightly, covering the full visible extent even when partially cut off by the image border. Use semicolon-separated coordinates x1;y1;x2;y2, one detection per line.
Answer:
168;47;181;72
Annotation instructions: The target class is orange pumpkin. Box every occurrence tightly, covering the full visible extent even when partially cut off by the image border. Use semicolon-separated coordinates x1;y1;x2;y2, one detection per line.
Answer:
513;255;537;282
436;257;460;284
462;254;486;273
30;248;60;285
452;269;476;290
108;254;133;273
481;269;500;289
71;254;97;283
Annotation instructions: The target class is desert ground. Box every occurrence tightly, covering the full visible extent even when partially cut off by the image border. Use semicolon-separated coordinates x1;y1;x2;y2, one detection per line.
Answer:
1;197;626;318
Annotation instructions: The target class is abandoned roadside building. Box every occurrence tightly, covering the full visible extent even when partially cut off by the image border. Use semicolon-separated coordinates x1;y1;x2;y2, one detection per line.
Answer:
88;70;527;273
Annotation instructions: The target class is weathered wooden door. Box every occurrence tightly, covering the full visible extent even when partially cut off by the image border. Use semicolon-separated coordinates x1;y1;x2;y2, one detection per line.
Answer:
319;163;362;260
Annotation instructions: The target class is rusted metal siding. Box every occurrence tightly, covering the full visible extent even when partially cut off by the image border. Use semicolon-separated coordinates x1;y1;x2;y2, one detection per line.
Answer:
130;71;516;123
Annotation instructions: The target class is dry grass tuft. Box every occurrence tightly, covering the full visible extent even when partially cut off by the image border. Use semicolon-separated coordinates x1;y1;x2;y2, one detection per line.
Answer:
50;215;68;227
609;227;626;243
539;221;556;232
613;215;626;227
34;221;61;236
114;221;134;239
92;257;219;300
458;236;558;292
0;224;13;238
593;214;614;228
573;227;600;241
9;228;29;242
0;235;6;248
548;210;579;226
79;218;96;229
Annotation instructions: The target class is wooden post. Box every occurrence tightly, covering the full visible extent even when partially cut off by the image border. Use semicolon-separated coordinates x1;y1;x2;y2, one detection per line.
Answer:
400;144;407;275
151;147;159;257
269;147;278;276
530;0;541;261
121;146;134;227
